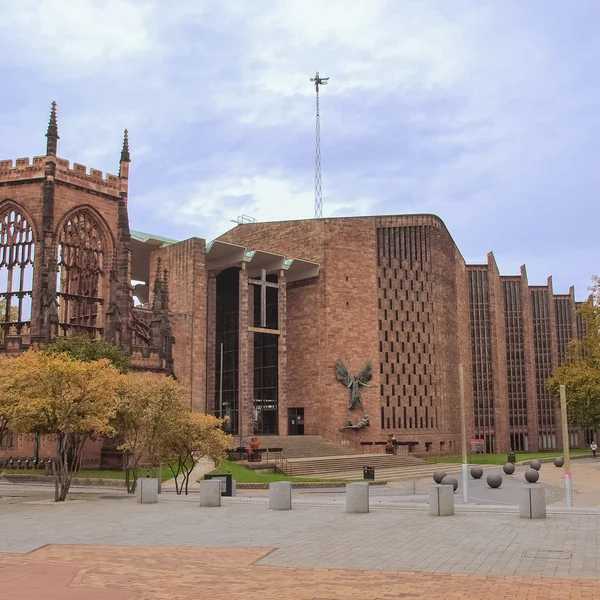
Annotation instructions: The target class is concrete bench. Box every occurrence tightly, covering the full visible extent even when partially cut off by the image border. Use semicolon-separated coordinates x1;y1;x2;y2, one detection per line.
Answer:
199;479;221;507
346;482;369;513
520;483;546;519
429;484;454;516
269;481;292;510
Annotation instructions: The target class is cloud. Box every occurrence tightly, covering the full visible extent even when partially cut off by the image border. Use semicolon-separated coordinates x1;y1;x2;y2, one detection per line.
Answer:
0;0;599;297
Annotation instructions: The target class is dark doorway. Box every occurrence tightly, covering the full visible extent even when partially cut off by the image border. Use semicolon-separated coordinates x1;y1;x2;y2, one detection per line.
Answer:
288;408;305;435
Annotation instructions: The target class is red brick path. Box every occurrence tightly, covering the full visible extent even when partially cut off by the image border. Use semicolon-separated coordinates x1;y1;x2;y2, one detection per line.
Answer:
0;545;597;599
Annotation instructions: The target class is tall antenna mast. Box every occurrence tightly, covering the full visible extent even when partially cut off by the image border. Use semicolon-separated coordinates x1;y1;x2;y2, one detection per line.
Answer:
310;71;329;219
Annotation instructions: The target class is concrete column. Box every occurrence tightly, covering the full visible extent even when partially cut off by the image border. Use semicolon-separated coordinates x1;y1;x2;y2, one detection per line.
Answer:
277;271;287;436
346;482;369;513
199;479;221;507
269;481;292;510
519;483;546;519
429;484;454;516
238;266;253;438
206;272;217;415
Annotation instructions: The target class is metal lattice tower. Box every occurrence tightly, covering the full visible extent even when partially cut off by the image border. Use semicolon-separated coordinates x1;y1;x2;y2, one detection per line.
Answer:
310;71;329;219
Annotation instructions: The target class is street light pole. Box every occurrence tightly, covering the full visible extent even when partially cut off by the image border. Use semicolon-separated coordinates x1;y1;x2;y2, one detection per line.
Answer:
459;364;469;503
559;384;573;508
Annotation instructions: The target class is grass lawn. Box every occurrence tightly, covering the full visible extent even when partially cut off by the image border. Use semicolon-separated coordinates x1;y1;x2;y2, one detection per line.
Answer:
427;449;590;465
210;460;356;483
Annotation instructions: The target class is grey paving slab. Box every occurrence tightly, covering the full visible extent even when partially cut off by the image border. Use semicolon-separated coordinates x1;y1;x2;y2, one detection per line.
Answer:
1;490;600;577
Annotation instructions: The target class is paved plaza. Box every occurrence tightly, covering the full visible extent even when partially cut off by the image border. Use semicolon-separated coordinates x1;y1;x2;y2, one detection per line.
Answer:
1;459;600;598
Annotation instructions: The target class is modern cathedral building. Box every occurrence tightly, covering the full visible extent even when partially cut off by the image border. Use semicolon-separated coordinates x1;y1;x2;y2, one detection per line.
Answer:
0;105;594;463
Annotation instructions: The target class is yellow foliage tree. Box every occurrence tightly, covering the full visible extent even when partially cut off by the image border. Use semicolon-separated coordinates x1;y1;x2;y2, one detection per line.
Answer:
112;371;189;493
6;351;119;501
163;413;233;495
0;355;19;470
547;276;600;430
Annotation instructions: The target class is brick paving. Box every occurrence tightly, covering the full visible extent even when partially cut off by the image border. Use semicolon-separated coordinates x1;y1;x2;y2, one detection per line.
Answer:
0;544;598;600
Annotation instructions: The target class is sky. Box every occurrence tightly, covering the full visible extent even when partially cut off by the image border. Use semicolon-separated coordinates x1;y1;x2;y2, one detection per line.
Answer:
0;0;598;298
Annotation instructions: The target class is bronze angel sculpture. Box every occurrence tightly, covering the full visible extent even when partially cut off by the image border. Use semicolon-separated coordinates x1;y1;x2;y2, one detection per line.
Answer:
335;359;373;412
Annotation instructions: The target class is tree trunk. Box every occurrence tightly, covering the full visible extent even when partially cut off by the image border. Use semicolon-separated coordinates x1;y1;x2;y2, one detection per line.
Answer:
54;432;87;502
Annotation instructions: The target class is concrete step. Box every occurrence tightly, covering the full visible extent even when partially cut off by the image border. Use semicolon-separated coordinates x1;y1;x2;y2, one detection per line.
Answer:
281;453;429;476
287;463;467;480
252;435;360;459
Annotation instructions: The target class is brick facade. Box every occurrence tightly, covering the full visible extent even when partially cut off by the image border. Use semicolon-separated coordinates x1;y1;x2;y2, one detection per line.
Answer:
1;104;595;464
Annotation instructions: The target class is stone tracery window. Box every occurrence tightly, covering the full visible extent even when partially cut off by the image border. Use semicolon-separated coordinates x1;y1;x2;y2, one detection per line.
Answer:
0;204;35;342
57;209;106;337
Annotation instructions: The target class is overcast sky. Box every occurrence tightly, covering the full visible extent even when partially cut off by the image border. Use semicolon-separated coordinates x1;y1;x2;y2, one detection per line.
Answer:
0;1;597;298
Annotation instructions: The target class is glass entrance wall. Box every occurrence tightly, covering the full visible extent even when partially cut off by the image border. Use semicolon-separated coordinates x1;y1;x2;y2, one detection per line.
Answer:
253;331;278;434
215;267;240;435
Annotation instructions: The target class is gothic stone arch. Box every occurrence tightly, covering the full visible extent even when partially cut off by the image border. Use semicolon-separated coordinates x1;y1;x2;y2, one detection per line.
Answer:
0;200;36;344
55;207;115;338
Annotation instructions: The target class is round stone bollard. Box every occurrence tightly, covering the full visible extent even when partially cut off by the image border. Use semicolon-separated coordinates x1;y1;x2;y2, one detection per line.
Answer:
525;469;539;483
346;482;370;513
553;457;564;468
433;471;447;484
269;481;292;510
441;476;458;492
471;466;483;479
530;460;542;471
487;473;502;488
503;463;515;475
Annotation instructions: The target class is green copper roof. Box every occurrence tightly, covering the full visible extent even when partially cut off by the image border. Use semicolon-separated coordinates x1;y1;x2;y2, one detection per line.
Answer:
130;230;179;246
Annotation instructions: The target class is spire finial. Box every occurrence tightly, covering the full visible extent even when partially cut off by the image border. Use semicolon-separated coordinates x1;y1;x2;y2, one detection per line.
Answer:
120;129;130;163
45;101;59;156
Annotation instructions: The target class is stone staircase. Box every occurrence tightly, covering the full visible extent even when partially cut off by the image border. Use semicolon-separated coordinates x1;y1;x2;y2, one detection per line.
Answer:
255;435;359;459
284;454;425;477
285;454;466;481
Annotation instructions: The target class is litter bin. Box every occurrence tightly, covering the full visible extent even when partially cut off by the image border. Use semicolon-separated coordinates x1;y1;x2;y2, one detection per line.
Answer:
507;452;516;464
363;466;375;480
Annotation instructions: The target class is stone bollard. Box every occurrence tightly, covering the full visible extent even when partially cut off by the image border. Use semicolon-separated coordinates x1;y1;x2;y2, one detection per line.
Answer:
269;481;292;510
346;482;370;513
231;480;237;497
519;484;546;519
403;480;416;495
136;478;159;504
429;484;455;516
199;479;222;507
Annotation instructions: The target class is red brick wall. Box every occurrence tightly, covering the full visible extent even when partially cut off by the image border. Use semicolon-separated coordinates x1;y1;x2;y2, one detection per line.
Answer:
219;215;466;452
150;238;207;413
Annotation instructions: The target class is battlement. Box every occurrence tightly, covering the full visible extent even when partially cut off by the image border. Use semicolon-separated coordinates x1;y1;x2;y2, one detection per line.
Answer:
0;156;46;182
0;155;124;194
54;157;122;191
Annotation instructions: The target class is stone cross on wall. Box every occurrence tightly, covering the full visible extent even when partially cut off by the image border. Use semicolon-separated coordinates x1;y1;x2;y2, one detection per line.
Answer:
249;268;278;328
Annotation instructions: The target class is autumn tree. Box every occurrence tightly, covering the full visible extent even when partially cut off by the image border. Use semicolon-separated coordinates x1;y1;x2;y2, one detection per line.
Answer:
0;355;19;473
45;333;131;373
164;413;233;495
112;371;189;493
548;275;600;429
7;351;119;501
